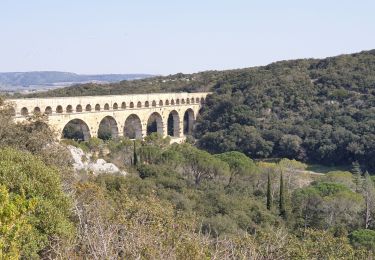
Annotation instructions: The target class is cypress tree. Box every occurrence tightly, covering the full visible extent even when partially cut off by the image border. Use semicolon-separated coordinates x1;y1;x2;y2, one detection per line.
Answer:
133;140;138;166
352;161;362;192
267;173;272;210
279;172;287;219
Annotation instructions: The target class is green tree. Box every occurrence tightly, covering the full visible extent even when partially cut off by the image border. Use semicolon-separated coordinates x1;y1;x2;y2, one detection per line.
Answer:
350;229;375;252
279;172;287;219
267;173;272;210
0;148;74;258
214;151;256;186
363;171;375;229
352;161;363;192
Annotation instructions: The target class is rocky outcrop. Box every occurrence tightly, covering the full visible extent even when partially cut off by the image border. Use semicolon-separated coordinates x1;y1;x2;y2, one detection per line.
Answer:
68;145;126;175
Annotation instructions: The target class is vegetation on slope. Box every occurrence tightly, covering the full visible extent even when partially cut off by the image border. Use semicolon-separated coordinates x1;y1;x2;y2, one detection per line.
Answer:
24;50;375;172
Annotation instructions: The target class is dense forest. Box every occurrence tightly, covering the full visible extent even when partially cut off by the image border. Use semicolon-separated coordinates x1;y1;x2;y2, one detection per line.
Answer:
2;96;375;259
25;50;375;171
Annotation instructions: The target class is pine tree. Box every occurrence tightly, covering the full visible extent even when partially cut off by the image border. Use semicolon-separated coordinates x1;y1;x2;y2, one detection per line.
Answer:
267;173;272;210
279;172;287;219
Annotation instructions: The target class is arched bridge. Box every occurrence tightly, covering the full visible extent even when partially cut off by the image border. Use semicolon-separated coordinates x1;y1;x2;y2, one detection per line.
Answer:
9;92;210;141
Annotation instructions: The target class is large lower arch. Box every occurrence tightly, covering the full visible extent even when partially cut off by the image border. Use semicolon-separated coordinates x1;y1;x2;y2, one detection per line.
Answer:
167;110;180;137
183;108;195;135
124;114;142;139
62;119;91;141
147;112;164;136
98;116;119;140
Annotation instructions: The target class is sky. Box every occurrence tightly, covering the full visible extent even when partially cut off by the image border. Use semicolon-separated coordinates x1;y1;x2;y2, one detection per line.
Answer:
0;0;374;75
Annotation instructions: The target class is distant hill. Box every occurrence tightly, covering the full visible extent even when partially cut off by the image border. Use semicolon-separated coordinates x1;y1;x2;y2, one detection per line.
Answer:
0;71;153;92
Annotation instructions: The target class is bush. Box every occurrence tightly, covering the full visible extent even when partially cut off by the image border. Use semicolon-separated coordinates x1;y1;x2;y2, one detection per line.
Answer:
350;229;375;251
0;148;74;258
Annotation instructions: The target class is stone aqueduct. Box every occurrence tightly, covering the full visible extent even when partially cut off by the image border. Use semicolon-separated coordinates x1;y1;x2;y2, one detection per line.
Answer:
9;92;210;141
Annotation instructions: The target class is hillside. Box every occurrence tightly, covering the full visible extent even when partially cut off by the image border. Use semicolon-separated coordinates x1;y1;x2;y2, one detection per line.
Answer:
0;71;153;92
25;50;375;171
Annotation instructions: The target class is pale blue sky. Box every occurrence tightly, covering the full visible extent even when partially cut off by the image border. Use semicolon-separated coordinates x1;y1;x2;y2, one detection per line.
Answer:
0;0;374;75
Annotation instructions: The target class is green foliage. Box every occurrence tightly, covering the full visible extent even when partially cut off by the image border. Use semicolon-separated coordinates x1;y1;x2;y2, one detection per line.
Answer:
350;229;375;251
214;151;256;185
0;185;36;259
0;148;74;258
312;182;350;197
267;173;272;210
279;173;287;219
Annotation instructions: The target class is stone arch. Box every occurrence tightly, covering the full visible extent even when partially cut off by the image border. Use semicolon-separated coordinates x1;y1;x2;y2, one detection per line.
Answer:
176;99;180;105
56;105;63;113
159;100;163;106
181;99;185;104
33;107;41;114
104;103;110;110
121;102;126;109
165;100;169;105
98;116;119;140
167;110;180;137
86;104;92;112
62;119;91;141
145;101;149;107
66;105;73;113
137;101;142;108
201;97;205;104
191;97;194;104
196;97;200;103
21;107;28;116
171;99;175;105
187;98;190;104
76;104;82;112
95;104;100;111
113;103;118;110
124;114;142;139
183;108;195;135
45;106;52;115
147;112;164;136
130;102;134;108
152;100;157;107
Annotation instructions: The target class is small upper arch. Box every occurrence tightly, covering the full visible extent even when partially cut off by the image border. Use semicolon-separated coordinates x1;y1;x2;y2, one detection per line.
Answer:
33;107;41;114
95;104;101;111
56;105;63;113
21;107;28;116
113;103;118;110
45;106;52;115
76;104;82;112
159;100;163;106
130;102;134;108
137;101;142;108
66;105;73;113
86;104;92;111
104;103;110;110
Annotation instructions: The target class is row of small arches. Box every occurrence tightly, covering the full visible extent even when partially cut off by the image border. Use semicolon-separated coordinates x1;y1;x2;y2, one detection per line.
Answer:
19;97;205;116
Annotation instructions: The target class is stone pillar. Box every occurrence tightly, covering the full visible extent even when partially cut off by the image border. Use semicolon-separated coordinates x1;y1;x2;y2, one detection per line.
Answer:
178;118;184;138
